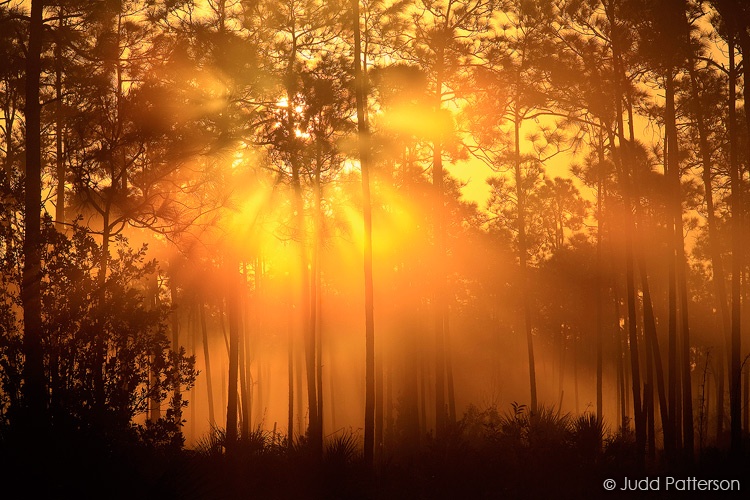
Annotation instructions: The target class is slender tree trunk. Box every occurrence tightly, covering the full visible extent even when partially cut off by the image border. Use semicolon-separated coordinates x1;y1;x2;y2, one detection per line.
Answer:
558;332;566;409
114;12;127;195
170;279;182;424
226;267;240;452
296;334;304;437
716;355;725;444
256;357;263;427
635;186;673;455
48;7;65;414
686;27;726;459
605;0;647;458
698;350;710;451
616;111;646;460
573;338;579;413
678;248;694;454
375;315;384;459
596;140;604;424
445;311;456;423
148;274;161;422
628;83;672;456
244;266;254;435
514;113;537;413
328;357;337;432
618;327;627;429
189;309;196;441
433;46;447;434
92;211;112;419
220;357;226;429
3;92;16;189
385;346;394;443
353;0;376;468
647;385;656;459
291;156;317;447
744;366;749;434
287;282;294;448
49;38;62;415
310;146;324;445
255;258;264;426
665;70;682;456
419;349;427;442
54;10;65;232
283;23;318;446
610;245;628;431
737;24;750;453
239;302;249;438
200;299;215;427
313;176;324;444
220;301;229;356
727;25;742;456
21;0;47;434
403;326;421;451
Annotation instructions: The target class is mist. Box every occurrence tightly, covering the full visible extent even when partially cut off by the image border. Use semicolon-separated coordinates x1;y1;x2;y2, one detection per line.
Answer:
2;0;750;498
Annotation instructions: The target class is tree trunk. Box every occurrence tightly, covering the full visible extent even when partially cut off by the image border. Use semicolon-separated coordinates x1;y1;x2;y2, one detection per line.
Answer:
92;207;112;419
375;317;384;459
254;258;263;427
573;337;579;413
514;113;537;413
744;365;749;434
200;299;215;427
21;0;47;434
189;308;196;441
716;355;725;445
352;0;376;468
283;18;318;446
296;334;304;437
226;269;240;452
445;310;456;424
170;279;182;425
287;281;294;448
635;177;672;456
615;100;646;461
627;78;671;457
54;9;65;232
610;252;628;430
605;0;648;458
686;21;727;458
726;24;742;456
313;150;324;448
238;302;249;438
596;137;605;424
3;88;16;189
665;70;682;456
559;332;566;410
247;262;257;437
736;22;750;455
290;146;318;448
148;274;162;422
432;44;448;434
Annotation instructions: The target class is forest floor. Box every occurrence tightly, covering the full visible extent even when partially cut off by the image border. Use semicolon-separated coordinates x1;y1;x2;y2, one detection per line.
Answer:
1;408;749;499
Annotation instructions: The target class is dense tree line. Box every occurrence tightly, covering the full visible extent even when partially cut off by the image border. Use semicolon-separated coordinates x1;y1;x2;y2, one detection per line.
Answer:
3;0;750;486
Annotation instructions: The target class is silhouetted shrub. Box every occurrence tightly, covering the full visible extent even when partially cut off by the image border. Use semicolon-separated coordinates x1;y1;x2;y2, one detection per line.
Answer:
0;219;195;446
572;412;605;462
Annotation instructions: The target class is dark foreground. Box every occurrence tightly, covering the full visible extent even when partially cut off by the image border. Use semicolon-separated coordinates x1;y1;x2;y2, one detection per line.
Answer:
1;407;748;499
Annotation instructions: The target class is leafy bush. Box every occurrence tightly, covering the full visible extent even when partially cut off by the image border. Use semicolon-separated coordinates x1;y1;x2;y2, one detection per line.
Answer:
0;218;195;445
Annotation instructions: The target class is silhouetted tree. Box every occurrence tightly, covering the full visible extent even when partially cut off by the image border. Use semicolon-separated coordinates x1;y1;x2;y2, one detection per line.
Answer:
21;0;46;437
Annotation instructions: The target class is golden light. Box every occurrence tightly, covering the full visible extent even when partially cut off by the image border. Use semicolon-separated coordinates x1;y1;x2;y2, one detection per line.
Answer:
379;102;454;140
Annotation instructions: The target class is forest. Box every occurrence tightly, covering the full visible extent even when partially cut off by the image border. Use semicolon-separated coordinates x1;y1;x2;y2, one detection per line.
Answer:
1;0;750;497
